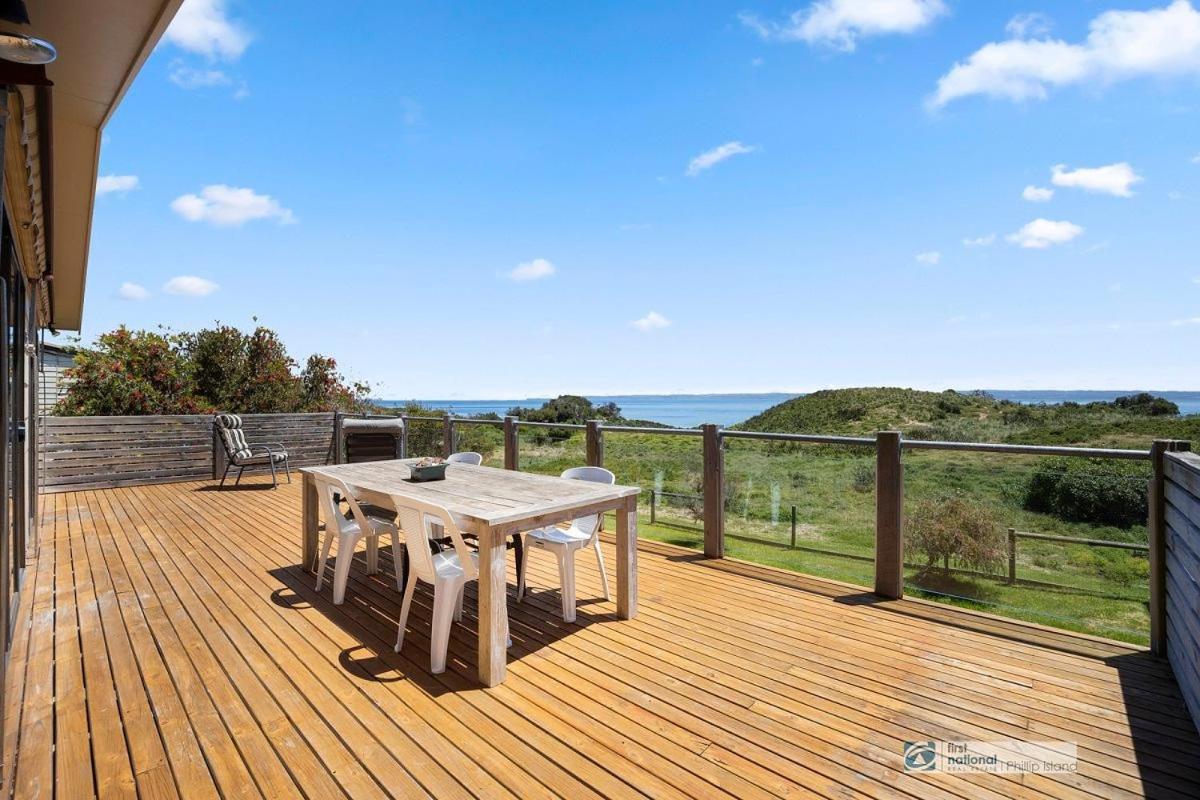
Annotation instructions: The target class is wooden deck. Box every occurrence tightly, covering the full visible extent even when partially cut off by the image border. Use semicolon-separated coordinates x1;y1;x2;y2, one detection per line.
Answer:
4;479;1200;799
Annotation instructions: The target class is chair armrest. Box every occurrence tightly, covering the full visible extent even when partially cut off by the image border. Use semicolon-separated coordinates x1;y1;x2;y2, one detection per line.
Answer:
249;443;288;455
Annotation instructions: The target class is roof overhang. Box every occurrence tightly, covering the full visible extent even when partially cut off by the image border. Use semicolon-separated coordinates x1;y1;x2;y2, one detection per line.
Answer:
2;0;184;331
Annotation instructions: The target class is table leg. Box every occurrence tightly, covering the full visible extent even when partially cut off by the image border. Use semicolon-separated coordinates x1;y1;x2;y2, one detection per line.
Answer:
616;496;638;619
302;472;319;572
477;523;508;686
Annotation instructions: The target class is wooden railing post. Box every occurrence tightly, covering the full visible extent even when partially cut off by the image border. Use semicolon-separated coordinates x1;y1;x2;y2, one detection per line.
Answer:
504;416;518;471
333;411;344;464
585;420;604;468
211;423;224;479
442;415;455;458
1150;439;1169;657
702;424;725;559
399;414;409;459
1149;438;1191;656
1007;528;1017;584
874;431;904;599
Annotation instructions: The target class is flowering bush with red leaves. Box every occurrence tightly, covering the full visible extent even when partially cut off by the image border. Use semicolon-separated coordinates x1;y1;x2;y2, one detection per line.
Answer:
57;324;372;416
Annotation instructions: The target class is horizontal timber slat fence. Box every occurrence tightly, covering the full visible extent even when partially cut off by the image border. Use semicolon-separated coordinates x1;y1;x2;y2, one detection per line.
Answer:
40;413;335;492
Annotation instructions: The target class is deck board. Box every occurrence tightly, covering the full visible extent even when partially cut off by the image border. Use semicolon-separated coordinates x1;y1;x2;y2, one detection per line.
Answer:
4;479;1200;799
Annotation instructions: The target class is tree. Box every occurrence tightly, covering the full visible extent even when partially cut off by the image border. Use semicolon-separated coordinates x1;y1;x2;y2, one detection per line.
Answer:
56;327;207;415
505;395;623;443
301;354;371;412
181;324;248;409
1111;393;1178;417
905;494;1005;575
58;323;372;416
507;395;622;425
239;327;303;412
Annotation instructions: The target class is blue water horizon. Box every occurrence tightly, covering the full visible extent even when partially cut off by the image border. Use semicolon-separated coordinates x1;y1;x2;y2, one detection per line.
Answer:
374;390;1200;428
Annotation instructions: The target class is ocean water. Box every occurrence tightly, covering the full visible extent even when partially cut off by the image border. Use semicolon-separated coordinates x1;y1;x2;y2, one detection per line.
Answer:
375;390;1200;428
375;394;798;428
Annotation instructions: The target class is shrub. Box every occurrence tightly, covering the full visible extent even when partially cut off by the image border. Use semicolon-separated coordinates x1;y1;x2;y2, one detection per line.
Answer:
59;323;371;416
905;495;1005;574
1112;393;1178;417
56;327;207;416
850;463;874;493
1023;457;1149;529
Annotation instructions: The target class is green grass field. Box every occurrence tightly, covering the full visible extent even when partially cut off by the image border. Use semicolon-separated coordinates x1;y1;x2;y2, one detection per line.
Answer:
404;388;1180;646
442;425;1153;645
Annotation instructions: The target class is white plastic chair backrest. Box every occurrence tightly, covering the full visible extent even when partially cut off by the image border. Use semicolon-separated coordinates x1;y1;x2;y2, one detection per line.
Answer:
560;466;616;539
315;475;375;537
446;452;483;466
390;494;478;584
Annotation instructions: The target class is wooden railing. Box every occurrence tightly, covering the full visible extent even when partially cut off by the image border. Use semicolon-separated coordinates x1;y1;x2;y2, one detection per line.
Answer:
41;412;335;492
33;409;1200;732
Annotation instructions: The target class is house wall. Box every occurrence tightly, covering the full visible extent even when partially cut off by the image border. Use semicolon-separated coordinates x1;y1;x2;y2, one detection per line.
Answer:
37;349;75;412
1164;451;1200;735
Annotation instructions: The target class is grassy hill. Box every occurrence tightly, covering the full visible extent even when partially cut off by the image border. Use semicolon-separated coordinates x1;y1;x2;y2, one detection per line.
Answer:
737;387;1199;449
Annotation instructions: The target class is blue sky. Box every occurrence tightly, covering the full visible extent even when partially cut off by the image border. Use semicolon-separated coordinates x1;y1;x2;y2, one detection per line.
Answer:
72;0;1200;397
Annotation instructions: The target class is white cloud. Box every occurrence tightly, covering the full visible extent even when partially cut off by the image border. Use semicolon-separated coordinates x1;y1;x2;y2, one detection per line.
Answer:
931;0;1200;108
169;63;231;88
1170;316;1200;326
962;234;996;247
118;282;149;300
508;258;556;281
1192;153;1200;164
915;250;942;265
739;0;946;51
96;175;140;196
1007;218;1084;248
1006;12;1052;39
1022;185;1054;202
1051;162;1142;197
170;185;295;226
686;141;757;176
165;0;251;60
631;311;671;332
163;276;219;297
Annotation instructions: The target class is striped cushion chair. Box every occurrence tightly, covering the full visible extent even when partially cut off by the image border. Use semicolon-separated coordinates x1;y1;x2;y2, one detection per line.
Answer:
213;413;291;488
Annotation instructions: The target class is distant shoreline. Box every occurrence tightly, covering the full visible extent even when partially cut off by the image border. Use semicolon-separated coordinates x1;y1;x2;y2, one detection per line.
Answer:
374;390;1200;429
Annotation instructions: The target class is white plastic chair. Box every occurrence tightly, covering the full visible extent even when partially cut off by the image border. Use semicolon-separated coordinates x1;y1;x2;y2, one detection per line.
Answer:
392;495;508;673
314;476;401;605
440;451;526;583
517;466;614;622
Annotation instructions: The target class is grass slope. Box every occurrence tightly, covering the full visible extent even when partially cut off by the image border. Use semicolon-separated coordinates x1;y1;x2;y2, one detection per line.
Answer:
737;387;1198;449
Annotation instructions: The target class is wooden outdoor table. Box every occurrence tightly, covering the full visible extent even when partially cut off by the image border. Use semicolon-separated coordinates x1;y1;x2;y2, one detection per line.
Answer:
300;460;640;686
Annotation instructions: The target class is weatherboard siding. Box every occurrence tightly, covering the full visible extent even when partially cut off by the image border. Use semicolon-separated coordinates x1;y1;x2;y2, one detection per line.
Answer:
1164;450;1200;736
